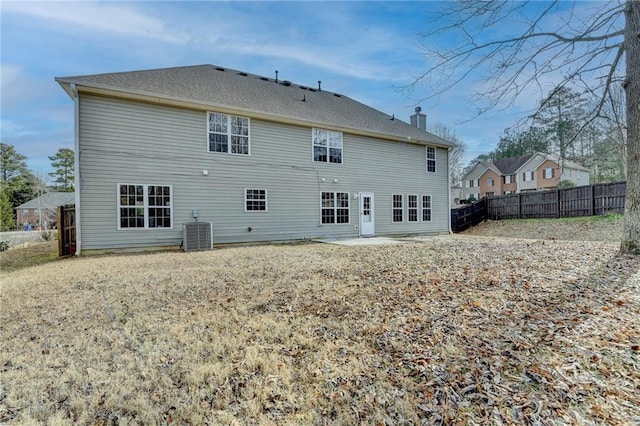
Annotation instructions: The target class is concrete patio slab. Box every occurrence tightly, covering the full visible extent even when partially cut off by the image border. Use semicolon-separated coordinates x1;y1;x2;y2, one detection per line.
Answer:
314;236;406;246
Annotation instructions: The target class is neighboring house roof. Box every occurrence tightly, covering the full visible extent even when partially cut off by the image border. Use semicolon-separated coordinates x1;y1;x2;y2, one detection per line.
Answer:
541;153;590;172
493;155;534;175
479;161;502;175
55;64;453;148
16;192;75;210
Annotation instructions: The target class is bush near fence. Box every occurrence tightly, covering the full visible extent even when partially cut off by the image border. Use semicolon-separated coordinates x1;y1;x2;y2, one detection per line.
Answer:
451;182;626;232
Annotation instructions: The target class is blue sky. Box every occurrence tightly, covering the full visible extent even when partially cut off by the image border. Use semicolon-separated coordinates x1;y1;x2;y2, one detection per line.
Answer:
0;1;601;176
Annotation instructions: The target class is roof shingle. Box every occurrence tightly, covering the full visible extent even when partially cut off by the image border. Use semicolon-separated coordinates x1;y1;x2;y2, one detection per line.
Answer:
56;64;453;147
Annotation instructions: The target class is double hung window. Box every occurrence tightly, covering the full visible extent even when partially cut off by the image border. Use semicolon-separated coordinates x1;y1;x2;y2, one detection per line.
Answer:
422;195;432;222
118;184;172;229
321;192;349;224
408;195;418;222
426;147;436;172
245;189;267;211
208;112;250;155
392;194;403;223
313;128;343;164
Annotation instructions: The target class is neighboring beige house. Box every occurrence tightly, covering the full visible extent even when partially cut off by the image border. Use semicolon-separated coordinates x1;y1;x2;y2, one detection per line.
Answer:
16;192;75;230
462;153;590;200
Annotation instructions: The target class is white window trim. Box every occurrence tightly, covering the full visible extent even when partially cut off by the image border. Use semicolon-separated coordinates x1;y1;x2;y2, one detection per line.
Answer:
544;167;554;179
207;111;251;156
392;194;404;223
244;188;268;212
320;191;350;224
422;194;432;222
407;194;419;223
426;146;436;173
505;175;512;184
487;178;494;187
117;184;174;230
312;128;344;164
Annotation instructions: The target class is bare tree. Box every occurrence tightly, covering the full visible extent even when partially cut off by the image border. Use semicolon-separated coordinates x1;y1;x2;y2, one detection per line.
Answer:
429;122;467;186
600;85;628;178
415;0;639;254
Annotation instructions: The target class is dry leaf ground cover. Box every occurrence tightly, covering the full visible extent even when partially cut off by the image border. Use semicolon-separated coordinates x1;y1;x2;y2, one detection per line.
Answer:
1;221;639;424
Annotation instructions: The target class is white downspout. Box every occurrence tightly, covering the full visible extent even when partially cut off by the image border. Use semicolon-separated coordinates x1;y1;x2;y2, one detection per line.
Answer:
447;147;454;234
71;83;82;255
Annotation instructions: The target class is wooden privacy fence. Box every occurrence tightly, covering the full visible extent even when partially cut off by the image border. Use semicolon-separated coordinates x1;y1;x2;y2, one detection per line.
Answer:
486;181;626;220
57;204;76;257
451;198;487;232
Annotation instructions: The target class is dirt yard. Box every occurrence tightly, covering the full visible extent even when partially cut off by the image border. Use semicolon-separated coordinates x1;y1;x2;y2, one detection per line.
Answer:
1;218;639;424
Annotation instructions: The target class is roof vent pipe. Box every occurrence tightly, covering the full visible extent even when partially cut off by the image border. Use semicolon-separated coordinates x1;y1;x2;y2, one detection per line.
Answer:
318;80;322;91
275;70;279;83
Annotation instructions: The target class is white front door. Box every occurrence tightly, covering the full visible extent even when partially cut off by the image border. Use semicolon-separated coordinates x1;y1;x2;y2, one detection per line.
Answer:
359;192;375;236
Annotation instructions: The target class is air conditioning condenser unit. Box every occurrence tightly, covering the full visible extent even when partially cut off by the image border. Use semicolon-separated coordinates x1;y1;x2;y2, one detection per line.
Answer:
183;222;212;252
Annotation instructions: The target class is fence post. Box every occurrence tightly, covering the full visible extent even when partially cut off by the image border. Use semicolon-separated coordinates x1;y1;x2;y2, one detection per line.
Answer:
556;189;560;218
590;185;595;216
57;206;63;257
518;193;522;219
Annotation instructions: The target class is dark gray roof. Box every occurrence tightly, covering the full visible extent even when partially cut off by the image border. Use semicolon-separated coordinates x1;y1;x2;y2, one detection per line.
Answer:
56;64;453;147
493;155;534;174
16;192;75;210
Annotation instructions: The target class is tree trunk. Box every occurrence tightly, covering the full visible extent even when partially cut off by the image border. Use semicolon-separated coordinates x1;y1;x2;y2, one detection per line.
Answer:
621;0;640;254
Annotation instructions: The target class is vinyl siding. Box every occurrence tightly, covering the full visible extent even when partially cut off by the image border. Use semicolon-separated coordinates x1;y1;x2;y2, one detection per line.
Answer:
78;95;449;250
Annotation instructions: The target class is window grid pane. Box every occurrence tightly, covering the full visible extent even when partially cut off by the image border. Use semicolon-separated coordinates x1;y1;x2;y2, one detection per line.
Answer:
118;184;172;229
209;133;228;153
408;195;418;222
148;186;171;228
392;194;403;223
321;192;349;224
314;128;342;164
209;112;249;155
119;185;144;228
426;147;436;173
245;189;267;211
422;195;432;222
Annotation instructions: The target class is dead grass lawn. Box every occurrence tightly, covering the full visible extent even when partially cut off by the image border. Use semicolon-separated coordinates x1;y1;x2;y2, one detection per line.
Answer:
1;235;639;424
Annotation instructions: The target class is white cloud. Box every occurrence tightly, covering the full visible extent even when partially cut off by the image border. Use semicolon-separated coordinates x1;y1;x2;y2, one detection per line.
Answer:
1;64;22;88
0;119;34;138
2;1;188;43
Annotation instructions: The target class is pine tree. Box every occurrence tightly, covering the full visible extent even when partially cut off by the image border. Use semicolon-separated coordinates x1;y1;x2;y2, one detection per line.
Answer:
48;148;75;192
1;143;37;229
0;188;14;231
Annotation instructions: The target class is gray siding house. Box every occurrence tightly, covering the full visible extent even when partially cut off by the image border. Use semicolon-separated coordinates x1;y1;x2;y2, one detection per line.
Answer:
55;65;454;253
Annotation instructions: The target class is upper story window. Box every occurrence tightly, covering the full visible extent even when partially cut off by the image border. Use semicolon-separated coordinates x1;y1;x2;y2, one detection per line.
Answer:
504;175;513;184
426;146;436;173
487;178;494;187
313;128;343;164
543;167;555;179
118;184;172;229
208;112;250;155
523;170;534;181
